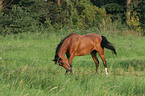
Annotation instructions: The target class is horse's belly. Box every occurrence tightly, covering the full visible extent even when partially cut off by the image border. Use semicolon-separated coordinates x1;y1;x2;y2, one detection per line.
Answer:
75;46;94;56
73;37;96;56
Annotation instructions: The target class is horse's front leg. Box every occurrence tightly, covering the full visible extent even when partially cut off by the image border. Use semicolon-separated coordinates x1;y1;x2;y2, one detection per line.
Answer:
65;69;72;75
65;70;69;74
66;55;74;74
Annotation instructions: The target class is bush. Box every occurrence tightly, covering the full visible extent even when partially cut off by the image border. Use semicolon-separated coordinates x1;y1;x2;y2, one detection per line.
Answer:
0;0;108;34
104;3;125;22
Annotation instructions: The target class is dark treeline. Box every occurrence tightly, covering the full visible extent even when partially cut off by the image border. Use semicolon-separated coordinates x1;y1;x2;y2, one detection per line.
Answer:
0;0;144;35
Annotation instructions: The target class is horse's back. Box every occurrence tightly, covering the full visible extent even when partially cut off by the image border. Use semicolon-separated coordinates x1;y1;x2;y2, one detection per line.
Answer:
68;33;101;39
67;33;102;56
69;33;80;37
80;33;102;45
82;33;102;40
68;33;102;46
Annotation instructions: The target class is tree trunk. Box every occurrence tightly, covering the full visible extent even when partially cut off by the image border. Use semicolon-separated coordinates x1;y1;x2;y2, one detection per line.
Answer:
126;0;131;25
99;0;101;8
57;0;60;6
0;0;3;11
67;0;69;17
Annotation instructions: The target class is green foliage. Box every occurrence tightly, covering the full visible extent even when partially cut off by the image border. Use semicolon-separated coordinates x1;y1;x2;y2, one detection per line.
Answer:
0;0;145;35
127;11;141;31
0;0;108;34
104;3;125;22
0;0;43;34
79;0;107;27
136;0;145;34
104;3;124;13
125;0;145;35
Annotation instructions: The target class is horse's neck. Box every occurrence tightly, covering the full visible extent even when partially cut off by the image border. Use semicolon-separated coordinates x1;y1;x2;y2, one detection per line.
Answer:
58;42;68;58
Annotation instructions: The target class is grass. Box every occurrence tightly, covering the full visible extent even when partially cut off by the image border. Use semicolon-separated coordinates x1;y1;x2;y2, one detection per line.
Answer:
0;30;145;96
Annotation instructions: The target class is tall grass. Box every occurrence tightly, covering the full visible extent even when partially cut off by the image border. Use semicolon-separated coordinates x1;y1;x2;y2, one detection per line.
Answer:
0;29;145;96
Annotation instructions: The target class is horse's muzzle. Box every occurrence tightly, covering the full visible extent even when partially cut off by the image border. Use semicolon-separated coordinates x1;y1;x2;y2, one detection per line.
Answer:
59;63;63;66
68;67;72;71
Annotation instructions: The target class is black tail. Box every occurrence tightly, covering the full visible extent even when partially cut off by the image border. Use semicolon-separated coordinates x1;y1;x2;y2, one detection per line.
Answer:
101;36;117;55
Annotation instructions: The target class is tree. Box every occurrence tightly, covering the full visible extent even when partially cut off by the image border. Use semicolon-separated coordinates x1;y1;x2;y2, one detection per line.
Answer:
57;0;60;6
0;0;2;9
126;0;131;25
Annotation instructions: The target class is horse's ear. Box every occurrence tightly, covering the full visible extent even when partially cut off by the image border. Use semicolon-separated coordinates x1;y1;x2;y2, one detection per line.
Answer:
52;59;55;62
52;59;57;64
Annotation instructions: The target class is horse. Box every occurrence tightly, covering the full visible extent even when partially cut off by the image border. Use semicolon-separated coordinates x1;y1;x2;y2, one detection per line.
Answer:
53;33;117;75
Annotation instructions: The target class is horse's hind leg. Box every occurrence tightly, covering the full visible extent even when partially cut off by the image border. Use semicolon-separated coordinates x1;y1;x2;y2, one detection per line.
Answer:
98;48;108;75
91;50;99;72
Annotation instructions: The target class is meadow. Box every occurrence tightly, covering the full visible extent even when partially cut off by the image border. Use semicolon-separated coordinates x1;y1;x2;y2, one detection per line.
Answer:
0;29;145;96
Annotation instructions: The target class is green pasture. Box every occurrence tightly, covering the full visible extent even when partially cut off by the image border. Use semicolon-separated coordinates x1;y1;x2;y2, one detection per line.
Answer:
0;31;145;96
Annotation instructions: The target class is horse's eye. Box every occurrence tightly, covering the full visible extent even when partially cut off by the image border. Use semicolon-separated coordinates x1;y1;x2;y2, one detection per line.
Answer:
59;63;63;66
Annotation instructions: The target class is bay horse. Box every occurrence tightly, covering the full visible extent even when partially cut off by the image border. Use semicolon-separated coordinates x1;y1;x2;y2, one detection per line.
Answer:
53;33;117;75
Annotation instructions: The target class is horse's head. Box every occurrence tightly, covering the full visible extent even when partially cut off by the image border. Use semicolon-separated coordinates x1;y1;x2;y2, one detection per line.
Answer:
53;57;72;71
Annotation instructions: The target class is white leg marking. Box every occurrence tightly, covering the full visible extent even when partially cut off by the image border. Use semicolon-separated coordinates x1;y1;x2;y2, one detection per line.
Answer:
105;68;108;75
